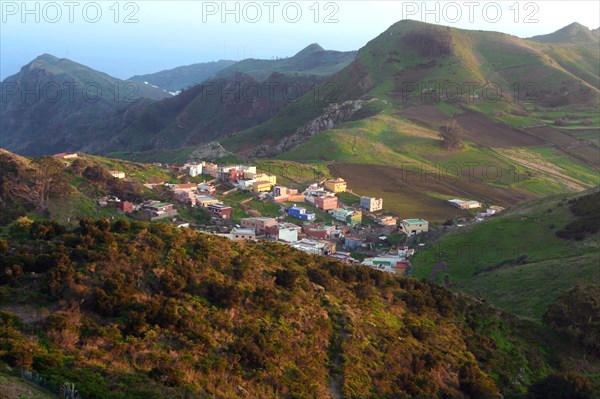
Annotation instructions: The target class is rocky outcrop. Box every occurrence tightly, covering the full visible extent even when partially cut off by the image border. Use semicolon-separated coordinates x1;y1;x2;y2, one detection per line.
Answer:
188;141;232;161
250;99;378;158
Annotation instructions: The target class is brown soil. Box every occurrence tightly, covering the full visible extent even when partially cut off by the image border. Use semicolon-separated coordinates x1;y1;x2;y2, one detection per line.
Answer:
328;163;536;223
399;105;448;129
524;126;582;147
454;110;546;148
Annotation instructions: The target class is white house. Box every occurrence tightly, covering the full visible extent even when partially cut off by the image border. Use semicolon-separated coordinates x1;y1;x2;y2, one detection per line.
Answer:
277;223;300;243
185;163;203;177
448;199;482;209
360;196;383;212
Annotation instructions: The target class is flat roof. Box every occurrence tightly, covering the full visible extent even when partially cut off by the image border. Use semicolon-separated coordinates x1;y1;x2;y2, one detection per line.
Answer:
146;202;172;208
403;219;428;223
209;204;232;209
196;195;218;201
232;228;255;234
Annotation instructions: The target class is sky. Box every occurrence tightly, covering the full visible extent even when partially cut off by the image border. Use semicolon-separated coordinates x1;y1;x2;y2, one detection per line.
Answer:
1;0;599;80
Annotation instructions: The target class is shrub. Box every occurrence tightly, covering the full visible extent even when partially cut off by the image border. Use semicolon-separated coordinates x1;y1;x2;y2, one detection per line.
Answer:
274;268;299;289
527;372;594;399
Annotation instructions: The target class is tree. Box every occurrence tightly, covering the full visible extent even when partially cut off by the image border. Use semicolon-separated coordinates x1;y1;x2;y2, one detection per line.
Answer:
439;118;464;149
7;157;69;210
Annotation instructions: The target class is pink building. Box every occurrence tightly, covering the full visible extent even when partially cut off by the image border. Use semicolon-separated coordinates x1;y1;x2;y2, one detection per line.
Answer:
314;196;338;210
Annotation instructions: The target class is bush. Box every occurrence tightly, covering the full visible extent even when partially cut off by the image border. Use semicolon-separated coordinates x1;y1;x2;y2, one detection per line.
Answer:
527;372;594;399
554;117;569;126
274;268;299;289
543;284;600;355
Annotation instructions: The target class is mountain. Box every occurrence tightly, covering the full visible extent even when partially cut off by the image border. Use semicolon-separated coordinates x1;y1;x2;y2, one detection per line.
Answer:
223;20;600;155
128;59;237;92
0;54;171;156
1;45;357;156
527;23;600;89
216;43;357;81
77;44;357;153
0;209;597;397
213;20;599;222
96;72;322;153
126;43;355;93
529;22;600;45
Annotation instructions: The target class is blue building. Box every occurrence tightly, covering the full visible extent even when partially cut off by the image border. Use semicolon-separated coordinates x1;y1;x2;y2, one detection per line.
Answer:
288;205;316;221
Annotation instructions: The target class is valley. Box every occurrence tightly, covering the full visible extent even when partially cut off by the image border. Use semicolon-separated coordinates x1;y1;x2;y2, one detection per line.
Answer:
1;15;599;399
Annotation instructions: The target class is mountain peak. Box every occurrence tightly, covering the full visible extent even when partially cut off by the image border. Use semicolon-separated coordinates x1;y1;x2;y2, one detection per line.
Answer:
529;22;598;44
563;22;587;29
557;22;591;35
294;43;325;57
35;53;60;62
26;53;62;68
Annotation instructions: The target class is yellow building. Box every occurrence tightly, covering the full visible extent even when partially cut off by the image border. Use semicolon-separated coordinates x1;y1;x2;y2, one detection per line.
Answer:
324;178;347;193
196;195;221;207
254;173;277;185
252;180;274;193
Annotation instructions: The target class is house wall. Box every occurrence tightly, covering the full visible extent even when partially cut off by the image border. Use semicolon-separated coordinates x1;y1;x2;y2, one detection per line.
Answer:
324;179;347;193
315;196;338;210
241;218;278;234
402;221;428;234
278;228;298;243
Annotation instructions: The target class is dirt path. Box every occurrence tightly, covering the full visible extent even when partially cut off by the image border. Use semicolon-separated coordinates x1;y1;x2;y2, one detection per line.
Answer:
238;197;261;217
325;306;347;399
494;148;591;191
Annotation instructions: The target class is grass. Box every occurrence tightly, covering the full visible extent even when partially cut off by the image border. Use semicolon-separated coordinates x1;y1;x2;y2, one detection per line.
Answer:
176;206;212;225
84;154;173;183
434;102;462;117
413;206;580;280
45;192;119;227
336;192;360;206
218;191;253;223
0;371;58;399
246;200;282;218
412;190;600;319
107;147;196;166
526;146;600;187
525;105;600;129
456;252;600;320
255;160;331;187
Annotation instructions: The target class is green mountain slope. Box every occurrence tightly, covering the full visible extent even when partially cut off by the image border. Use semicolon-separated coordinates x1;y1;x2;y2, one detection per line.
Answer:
413;188;600;320
223;20;599;154
218;20;599;222
128;59;236;92
0;219;597;398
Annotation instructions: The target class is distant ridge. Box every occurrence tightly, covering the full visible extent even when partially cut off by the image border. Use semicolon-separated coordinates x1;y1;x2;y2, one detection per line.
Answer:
128;59;236;92
216;43;357;81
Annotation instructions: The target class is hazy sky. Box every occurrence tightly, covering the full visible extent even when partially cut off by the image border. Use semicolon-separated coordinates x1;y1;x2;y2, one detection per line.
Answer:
1;1;599;80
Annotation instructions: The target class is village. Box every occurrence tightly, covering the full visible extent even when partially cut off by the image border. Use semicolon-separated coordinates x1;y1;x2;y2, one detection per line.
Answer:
55;152;504;277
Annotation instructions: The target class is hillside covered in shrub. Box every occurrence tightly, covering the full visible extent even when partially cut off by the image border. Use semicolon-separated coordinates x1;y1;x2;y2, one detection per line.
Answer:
0;219;598;398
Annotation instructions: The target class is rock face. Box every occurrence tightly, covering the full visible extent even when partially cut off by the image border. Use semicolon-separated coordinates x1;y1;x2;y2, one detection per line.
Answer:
250;99;378;158
188;142;232;161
